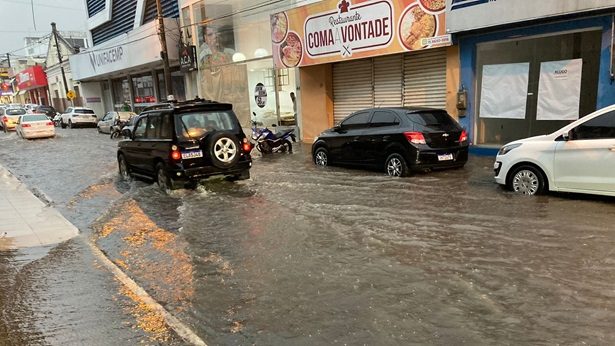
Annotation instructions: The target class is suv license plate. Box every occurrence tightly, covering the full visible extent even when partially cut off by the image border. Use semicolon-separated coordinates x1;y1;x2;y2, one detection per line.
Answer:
181;150;203;159
437;153;453;161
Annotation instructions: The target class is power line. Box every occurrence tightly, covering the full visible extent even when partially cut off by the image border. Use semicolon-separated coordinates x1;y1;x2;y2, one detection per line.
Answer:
0;0;85;12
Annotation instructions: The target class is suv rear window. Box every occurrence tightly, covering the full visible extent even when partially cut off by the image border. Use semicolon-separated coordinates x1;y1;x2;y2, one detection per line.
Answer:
175;110;239;140
75;109;95;114
6;108;26;115
406;111;458;129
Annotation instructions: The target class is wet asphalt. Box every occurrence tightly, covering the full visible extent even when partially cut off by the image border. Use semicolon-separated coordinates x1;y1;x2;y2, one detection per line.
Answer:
1;127;615;345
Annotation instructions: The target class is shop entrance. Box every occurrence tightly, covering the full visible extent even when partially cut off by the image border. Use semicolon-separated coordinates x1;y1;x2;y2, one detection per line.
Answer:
475;30;601;145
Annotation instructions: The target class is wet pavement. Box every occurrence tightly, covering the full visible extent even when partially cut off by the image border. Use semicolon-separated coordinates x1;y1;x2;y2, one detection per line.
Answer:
2;127;615;345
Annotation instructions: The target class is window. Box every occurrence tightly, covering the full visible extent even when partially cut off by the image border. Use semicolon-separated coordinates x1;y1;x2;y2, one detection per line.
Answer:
160;113;173;139
574;111;615;140
134;117;147;139
342;112;371;128
371;111;399;127
145;115;161;139
175;110;239;140
65;108;72;113
74;109;94;114
102;112;112;121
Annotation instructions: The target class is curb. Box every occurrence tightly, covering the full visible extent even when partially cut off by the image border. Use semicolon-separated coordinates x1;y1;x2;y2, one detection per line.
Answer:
88;241;207;346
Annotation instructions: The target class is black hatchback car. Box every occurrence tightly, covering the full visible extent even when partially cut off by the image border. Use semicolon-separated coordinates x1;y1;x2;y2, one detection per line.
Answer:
312;107;469;177
117;99;253;189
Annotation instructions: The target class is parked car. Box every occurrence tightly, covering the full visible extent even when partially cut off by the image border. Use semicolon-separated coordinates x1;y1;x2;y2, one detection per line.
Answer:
312;107;469;177
34;105;58;119
24;103;39;112
494;104;615;197
97;111;137;134
1;107;27;132
16;114;55;139
117;99;253;190
60;107;98;128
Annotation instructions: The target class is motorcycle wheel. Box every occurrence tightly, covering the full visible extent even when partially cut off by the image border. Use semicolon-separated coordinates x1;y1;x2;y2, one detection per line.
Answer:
281;140;292;153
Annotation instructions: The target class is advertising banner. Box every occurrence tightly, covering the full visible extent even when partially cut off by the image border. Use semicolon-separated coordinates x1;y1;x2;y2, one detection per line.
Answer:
15;66;47;91
271;0;451;68
446;0;615;33
536;59;583;121
479;63;530;119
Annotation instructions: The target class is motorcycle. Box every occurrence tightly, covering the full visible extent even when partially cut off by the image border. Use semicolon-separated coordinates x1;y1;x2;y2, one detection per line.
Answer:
110;116;132;139
251;117;296;154
52;113;61;127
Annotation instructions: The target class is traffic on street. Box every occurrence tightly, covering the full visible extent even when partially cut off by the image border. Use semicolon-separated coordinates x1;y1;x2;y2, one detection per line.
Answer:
1;127;614;344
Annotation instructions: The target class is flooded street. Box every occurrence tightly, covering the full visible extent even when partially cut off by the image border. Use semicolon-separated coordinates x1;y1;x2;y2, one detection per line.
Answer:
1;128;615;344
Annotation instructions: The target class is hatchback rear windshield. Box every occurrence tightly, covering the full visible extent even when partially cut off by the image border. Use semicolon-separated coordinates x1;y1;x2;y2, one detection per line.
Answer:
75;109;95;114
6;108;26;115
406;111;458;127
22;115;49;122
175;110;239;140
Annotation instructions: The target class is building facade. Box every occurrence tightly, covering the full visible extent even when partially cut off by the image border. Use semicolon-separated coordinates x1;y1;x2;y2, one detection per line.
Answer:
69;0;183;116
447;0;615;148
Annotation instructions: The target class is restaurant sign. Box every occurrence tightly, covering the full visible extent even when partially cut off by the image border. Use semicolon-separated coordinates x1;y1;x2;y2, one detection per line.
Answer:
271;0;450;68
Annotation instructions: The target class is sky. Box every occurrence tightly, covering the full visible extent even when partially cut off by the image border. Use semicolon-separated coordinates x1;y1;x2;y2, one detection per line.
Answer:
0;0;88;58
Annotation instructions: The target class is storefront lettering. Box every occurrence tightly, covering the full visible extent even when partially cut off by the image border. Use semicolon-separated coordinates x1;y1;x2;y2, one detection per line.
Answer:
89;46;124;71
305;1;393;58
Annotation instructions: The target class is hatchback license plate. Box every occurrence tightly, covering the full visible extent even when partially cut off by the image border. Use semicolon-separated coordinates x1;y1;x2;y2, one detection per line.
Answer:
437;153;453;161
181;150;203;159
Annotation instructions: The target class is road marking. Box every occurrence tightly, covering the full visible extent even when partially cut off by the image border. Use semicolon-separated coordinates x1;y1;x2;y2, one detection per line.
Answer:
88;241;207;346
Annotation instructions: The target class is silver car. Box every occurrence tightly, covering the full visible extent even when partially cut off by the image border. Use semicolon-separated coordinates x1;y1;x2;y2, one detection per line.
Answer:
97;111;137;134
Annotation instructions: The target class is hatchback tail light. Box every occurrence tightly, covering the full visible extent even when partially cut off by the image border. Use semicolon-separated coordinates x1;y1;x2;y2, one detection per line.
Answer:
404;131;426;145
459;130;468;143
2;117;7;122
46;121;54;126
22;123;32;128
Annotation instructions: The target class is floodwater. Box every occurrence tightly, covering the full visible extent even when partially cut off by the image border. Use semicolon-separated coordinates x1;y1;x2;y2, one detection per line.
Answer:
2;127;615;344
94;139;615;344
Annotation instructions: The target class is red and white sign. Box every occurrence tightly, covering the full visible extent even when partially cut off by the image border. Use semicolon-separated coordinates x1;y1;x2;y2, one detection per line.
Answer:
15;66;47;90
305;1;393;58
272;0;450;68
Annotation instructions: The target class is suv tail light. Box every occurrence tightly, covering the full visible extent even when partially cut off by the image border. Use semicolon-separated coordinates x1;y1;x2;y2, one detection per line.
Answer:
459;130;468;143
242;138;252;153
170;145;181;161
404;131;426;145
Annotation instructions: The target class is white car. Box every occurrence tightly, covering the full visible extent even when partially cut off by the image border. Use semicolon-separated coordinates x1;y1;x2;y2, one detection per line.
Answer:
16;114;55;139
60;107;98;128
494;104;615;197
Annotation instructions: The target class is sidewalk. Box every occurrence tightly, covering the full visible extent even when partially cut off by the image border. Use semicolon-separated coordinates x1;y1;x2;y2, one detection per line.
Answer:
0;164;79;250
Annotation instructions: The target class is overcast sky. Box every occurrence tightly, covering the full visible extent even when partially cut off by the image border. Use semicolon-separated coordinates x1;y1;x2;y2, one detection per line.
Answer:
0;0;87;57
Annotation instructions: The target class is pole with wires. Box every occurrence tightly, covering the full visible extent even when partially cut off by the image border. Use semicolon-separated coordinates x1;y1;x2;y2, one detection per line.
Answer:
156;0;173;99
51;23;70;103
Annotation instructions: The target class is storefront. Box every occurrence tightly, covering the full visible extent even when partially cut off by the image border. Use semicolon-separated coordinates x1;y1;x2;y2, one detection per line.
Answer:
0;68;13;103
448;0;615;147
15;66;49;106
271;0;457;142
179;0;307;129
69;19;184;116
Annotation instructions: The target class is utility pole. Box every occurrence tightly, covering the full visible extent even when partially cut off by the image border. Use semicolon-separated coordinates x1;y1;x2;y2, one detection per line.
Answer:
51;23;69;96
156;0;173;99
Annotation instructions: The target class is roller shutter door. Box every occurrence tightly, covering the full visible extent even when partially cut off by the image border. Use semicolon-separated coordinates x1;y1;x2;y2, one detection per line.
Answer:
374;55;403;107
403;48;447;109
333;59;373;124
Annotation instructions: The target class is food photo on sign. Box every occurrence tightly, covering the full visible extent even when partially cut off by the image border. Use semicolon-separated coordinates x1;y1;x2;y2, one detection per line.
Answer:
270;0;450;69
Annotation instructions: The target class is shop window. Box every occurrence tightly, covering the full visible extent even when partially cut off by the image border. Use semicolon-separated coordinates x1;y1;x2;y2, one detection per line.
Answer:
476;30;601;145
112;78;131;110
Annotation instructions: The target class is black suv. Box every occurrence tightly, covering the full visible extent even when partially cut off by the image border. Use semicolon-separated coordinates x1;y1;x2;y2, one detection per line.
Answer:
117;99;252;189
312;107;469;177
